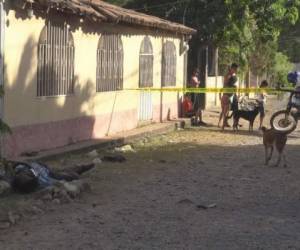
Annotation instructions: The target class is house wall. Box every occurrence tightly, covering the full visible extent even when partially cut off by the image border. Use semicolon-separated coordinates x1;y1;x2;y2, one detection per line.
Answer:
3;10;185;157
205;76;223;109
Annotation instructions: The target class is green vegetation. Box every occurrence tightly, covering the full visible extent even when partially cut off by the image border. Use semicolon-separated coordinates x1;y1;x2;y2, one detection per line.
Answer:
279;21;300;63
271;52;294;85
105;0;300;83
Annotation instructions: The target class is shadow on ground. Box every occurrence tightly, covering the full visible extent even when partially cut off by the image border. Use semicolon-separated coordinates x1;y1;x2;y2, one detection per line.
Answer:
1;132;300;250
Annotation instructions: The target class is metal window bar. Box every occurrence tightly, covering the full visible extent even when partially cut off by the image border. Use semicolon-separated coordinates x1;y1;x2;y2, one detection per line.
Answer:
37;22;74;97
97;34;123;92
139;37;153;88
161;41;176;87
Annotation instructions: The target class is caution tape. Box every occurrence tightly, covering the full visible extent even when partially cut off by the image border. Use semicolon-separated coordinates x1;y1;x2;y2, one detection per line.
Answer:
124;87;293;94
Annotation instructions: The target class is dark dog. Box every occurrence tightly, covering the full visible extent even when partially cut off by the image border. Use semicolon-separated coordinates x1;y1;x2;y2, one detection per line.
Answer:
262;127;287;167
229;106;260;131
233;106;260;131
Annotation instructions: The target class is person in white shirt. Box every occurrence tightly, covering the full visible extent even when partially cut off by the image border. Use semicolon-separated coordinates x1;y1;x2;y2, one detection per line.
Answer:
256;80;268;129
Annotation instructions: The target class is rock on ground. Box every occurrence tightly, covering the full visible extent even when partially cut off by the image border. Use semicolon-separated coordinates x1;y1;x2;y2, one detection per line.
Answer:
0;181;11;196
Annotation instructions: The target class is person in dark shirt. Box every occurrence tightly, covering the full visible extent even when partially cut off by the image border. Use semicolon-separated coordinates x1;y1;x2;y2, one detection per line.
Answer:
189;69;207;126
1;160;94;193
219;63;238;130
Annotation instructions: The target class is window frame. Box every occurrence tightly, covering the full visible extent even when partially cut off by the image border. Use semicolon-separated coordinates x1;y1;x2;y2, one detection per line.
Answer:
161;41;177;87
139;36;154;88
37;21;75;97
96;33;124;92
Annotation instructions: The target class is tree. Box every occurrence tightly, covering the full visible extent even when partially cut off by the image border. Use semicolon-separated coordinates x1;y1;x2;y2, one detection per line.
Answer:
105;0;300;78
270;52;294;85
219;0;299;71
279;19;300;63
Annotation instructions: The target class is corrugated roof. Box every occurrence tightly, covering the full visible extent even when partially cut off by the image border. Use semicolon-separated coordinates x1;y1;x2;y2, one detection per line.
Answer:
19;0;196;35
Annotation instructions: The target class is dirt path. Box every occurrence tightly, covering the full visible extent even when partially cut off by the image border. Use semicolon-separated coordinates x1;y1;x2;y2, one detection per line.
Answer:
1;98;300;250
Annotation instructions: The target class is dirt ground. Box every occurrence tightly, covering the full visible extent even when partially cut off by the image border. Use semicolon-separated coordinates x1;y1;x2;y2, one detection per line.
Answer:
1;96;300;250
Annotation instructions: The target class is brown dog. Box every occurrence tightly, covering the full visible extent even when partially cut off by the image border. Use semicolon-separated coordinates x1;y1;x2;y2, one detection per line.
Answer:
262;127;288;167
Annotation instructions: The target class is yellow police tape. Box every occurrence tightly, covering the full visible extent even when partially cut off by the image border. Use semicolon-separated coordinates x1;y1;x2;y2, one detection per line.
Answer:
124;87;293;94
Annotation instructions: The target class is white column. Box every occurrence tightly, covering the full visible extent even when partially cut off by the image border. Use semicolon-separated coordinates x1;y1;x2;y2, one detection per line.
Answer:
0;0;5;157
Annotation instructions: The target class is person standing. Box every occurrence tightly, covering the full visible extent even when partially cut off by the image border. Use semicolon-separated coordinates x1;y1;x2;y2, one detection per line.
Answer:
189;69;206;126
220;63;238;130
256;80;268;129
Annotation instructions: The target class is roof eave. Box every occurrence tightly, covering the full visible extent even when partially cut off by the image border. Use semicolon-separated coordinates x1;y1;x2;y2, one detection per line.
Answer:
16;0;196;35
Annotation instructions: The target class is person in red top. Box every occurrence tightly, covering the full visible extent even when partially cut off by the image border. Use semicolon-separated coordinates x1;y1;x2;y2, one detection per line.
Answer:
182;94;194;117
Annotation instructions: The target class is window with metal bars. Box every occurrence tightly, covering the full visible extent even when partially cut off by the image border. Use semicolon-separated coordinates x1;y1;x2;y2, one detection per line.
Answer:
161;41;176;87
139;36;153;88
96;34;123;92
37;21;74;97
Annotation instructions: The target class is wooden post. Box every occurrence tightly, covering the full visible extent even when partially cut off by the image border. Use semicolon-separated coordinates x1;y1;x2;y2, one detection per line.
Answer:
204;45;208;109
205;46;208;84
214;47;219;106
197;45;201;71
160;37;164;123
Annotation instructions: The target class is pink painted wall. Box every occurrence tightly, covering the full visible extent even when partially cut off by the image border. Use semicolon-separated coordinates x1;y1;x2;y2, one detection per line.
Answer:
4;101;179;158
4;109;138;158
153;102;179;122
